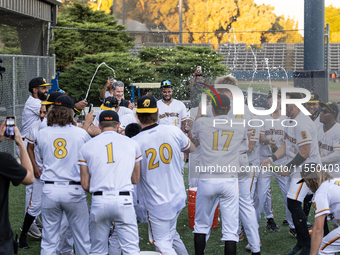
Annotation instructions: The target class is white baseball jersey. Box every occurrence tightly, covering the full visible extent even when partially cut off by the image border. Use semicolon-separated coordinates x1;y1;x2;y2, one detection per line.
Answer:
37;124;91;182
284;111;322;168
93;107;133;126
157;99;189;128
207;102;253;154
318;123;340;170
259;114;288;166
78;131;142;193
192;115;247;177
118;113;138;132
26;120;43;170
313;178;340;227
247;126;261;166
20;96;41;138
132;124;190;220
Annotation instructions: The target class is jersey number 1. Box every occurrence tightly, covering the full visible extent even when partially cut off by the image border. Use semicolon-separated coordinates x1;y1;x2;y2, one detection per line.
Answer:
146;143;172;170
212;131;234;151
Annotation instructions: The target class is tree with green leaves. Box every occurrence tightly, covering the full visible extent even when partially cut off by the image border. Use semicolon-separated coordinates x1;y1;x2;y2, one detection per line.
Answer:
0;25;21;54
326;5;340;43
54;3;134;70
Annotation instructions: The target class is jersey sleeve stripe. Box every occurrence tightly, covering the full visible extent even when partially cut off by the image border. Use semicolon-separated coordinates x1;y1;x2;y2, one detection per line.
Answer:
135;154;142;160
297;139;313;145
315;208;330;215
294;183;303;200
78;159;86;163
251;137;259;139
320;234;340;250
181;116;189;120
333;146;340;148
25;137;34;142
181;139;190;150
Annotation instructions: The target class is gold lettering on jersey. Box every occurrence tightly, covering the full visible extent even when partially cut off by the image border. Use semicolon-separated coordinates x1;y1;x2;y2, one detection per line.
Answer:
318;141;333;152
143;99;150;107
54;138;67;159
159;112;180;119
313;202;317;211
284;133;296;144
335;180;340;186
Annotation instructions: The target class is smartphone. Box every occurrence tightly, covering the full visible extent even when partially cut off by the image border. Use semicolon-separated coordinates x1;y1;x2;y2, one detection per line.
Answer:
88;103;93;114
197;66;202;73
109;76;114;84
5;116;15;138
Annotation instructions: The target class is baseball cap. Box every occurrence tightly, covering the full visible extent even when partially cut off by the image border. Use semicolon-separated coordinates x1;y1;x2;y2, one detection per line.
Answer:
29;77;52;90
136;95;158;113
99;110;119;123
41;91;64;105
307;91;320;103
125;123;142;138
212;94;230;110
160;79;173;88
101;97;118;110
54;95;75;109
297;163;322;184
319;101;339;117
268;88;281;98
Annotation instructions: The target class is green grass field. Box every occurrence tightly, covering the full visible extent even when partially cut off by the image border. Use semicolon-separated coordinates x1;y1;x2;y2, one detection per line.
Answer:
8;168;326;255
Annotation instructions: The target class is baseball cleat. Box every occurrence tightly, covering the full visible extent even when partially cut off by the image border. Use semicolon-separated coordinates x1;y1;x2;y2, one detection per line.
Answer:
266;218;280;232
282;219;289;226
27;223;41;239
35;217;43;230
289;228;297;239
19;237;29;249
286;244;301;255
306;221;313;229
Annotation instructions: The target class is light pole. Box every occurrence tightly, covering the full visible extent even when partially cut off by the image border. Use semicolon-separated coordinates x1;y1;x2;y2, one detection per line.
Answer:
179;0;182;44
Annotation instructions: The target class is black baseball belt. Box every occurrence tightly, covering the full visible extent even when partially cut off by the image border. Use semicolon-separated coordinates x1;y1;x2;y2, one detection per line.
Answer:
93;191;130;196
44;181;81;185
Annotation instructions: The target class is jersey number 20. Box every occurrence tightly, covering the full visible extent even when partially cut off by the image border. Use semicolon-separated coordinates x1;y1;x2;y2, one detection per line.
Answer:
146;143;172;170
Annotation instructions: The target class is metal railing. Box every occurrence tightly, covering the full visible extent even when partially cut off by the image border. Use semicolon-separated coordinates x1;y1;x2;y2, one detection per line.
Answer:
0;54;55;156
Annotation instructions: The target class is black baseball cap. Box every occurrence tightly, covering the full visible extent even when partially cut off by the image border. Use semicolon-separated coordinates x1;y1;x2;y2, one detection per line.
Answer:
212;94;230;110
54;95;75;109
29;77;52;90
99;110;119;123
160;79;173;88
268;88;281;98
101;97;118;110
297;163;321;183
319;101;339;117
41;91;64;105
136;95;158;113
125;123;142;138
307;91;320;103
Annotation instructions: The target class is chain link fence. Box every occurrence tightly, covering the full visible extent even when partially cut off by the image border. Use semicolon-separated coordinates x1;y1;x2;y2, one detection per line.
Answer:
0;54;55;156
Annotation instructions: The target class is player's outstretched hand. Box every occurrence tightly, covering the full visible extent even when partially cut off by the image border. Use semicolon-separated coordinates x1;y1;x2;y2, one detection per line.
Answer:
277;166;290;177
128;101;134;110
75;100;88;110
84;110;94;125
261;158;272;168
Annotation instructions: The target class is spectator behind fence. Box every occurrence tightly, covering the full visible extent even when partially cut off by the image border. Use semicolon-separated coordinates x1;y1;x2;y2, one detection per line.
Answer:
0;120;34;255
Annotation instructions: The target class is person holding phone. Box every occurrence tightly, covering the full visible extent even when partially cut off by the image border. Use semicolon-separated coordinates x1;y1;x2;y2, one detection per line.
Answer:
0;120;34;255
100;76;115;101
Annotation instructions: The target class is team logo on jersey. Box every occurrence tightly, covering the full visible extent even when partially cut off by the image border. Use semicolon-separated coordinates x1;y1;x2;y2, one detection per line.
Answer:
312;202;317;211
143;99;150;107
301;131;307;139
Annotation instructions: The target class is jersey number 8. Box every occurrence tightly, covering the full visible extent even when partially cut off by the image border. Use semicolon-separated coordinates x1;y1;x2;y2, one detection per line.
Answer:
146;143;172;170
54;138;68;159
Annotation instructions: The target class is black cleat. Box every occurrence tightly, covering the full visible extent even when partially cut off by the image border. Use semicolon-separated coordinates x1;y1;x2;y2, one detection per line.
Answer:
289;228;297;239
266;218;280;232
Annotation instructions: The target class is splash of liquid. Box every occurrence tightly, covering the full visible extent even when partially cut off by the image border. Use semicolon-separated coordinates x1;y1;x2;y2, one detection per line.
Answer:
281;66;289;85
265;58;272;89
249;47;258;88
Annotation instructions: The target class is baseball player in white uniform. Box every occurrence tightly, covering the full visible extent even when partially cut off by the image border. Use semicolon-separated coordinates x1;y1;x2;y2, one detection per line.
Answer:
191;94;247;255
297;163;340;255
93;96;133;127
20;77;50;237
132;95;195;255
79;110;141;255
254;90;292;232
209;75;261;254
157;79;189;132
261;92;322;255
37;95;91;255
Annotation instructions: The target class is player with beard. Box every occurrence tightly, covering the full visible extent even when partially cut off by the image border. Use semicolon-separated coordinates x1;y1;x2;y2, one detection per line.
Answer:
157;79;189;132
19;77;50;239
